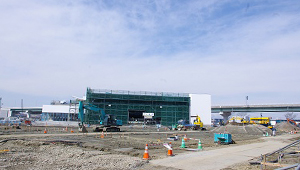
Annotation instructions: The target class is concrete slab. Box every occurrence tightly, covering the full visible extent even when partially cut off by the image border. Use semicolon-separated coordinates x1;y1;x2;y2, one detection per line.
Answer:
150;134;299;170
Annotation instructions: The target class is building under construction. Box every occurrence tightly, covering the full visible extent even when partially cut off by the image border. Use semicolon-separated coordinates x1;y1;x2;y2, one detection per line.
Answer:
84;88;211;126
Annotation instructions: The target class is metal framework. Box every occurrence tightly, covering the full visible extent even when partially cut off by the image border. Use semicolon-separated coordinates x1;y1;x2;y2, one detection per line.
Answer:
85;88;190;126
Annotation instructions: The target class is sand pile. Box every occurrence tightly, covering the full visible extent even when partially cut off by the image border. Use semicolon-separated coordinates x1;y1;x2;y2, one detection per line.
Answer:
212;124;272;135
274;122;300;132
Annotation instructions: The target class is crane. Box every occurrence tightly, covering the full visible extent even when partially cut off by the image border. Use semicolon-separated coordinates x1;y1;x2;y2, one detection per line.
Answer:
78;101;122;132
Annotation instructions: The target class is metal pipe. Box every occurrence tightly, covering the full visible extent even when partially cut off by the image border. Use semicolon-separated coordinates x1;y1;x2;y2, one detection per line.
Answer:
275;163;300;170
266;140;300;157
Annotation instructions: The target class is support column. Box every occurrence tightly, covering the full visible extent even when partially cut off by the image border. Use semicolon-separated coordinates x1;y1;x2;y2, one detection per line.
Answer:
219;112;231;123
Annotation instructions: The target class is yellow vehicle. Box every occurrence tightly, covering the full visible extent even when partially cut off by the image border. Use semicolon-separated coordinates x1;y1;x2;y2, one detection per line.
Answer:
227;116;273;129
249;117;273;129
229;116;245;123
228;116;249;124
249;117;270;125
192;115;206;130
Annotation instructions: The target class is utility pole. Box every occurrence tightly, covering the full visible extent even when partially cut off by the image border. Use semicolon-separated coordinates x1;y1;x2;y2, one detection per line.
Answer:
0;97;2;113
21;99;23;118
21;99;23;111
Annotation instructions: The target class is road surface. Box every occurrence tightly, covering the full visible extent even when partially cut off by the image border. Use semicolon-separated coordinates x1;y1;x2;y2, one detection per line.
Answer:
151;134;299;170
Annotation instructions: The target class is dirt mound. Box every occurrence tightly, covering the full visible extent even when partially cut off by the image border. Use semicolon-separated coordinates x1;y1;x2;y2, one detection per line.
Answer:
274;122;300;132
212;124;272;135
0;140;148;170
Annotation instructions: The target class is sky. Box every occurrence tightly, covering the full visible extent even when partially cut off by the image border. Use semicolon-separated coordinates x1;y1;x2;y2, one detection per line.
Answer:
0;0;300;107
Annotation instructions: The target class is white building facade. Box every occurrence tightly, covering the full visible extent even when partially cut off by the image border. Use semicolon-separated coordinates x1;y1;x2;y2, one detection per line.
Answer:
189;94;211;125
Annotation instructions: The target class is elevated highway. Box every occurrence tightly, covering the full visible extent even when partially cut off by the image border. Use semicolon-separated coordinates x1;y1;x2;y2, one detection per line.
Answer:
211;104;300;122
212;104;300;113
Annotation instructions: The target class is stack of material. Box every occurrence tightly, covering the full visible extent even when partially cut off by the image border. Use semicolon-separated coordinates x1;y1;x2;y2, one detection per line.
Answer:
274;122;300;132
213;124;272;135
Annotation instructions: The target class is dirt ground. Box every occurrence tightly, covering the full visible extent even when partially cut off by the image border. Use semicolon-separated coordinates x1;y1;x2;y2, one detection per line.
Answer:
0;122;299;170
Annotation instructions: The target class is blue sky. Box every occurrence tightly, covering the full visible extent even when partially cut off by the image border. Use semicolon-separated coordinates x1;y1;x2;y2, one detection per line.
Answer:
0;0;300;107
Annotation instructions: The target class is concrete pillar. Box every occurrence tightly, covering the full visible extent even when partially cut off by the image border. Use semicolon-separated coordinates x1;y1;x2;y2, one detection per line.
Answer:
219;112;231;123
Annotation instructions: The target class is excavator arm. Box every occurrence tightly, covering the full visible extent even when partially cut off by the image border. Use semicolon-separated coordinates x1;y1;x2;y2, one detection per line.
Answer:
78;101;122;132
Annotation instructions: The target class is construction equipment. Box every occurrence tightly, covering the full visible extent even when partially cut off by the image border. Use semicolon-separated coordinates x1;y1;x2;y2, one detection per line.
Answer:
287;118;298;127
78;101;122;132
176;118;206;131
229;116;249;124
176;119;193;130
214;133;232;144
227;116;273;129
192;115;206;130
249;117;273;129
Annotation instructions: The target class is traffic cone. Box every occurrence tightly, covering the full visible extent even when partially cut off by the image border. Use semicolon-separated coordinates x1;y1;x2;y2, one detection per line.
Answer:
168;142;174;156
180;138;186;148
184;135;188;142
198;139;203;150
101;131;104;138
143;144;150;160
71;128;74;133
44;128;47;134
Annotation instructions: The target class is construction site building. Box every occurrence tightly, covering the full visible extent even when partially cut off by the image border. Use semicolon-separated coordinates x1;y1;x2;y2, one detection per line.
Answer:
84;88;211;126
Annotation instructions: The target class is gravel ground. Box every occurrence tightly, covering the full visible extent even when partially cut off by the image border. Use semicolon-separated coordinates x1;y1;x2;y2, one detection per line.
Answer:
0;139;177;170
0;122;298;170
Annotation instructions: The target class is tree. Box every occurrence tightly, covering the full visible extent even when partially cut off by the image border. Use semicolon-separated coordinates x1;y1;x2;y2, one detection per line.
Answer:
237;112;248;118
284;112;296;120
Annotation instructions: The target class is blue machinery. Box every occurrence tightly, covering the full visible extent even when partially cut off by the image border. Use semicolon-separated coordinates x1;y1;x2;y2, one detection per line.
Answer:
214;133;232;144
78;101;122;132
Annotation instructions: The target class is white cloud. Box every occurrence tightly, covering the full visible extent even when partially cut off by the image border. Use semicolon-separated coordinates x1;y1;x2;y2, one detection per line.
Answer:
0;0;300;106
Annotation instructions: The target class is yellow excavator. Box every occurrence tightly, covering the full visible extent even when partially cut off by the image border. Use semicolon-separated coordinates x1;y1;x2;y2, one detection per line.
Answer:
192;115;206;130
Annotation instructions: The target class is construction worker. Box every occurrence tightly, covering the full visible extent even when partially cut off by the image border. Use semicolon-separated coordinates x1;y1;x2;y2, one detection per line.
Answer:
272;128;276;136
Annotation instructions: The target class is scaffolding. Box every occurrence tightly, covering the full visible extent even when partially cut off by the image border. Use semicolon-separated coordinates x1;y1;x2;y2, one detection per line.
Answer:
85;88;190;126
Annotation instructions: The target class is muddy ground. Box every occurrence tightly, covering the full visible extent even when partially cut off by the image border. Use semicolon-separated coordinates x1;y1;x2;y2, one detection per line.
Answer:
0;122;298;170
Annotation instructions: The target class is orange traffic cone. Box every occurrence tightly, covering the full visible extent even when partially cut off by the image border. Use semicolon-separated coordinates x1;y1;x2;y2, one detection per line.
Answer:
167;142;174;156
101;131;104;138
44;128;47;134
71;128;74;133
143;144;150;160
184;135;188;142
